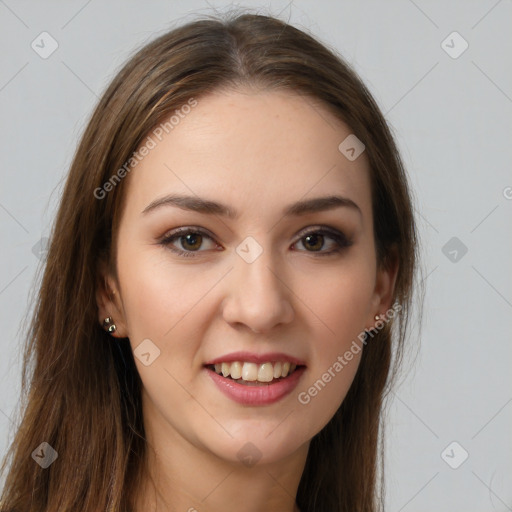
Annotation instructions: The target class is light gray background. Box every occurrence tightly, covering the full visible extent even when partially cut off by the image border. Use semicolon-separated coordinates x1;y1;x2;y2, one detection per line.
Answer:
1;1;511;510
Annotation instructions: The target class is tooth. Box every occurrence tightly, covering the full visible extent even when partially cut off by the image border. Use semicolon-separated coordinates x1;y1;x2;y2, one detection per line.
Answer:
258;362;274;382
230;361;242;380
215;360;298;381
241;362;258;381
221;362;230;377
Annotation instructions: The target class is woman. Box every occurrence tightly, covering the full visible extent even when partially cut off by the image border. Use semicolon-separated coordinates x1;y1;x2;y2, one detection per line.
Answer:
0;11;420;512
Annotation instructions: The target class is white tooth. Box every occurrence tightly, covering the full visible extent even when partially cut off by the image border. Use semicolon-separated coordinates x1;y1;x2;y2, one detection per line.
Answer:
273;362;282;379
281;362;291;378
230;361;242;380
214;363;222;374
258;363;274;382
289;363;297;373
241;362;258;381
221;362;230;377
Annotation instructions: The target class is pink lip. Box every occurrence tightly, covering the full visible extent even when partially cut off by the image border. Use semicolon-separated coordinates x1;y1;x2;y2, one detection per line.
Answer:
204;351;306;366
205;366;306;406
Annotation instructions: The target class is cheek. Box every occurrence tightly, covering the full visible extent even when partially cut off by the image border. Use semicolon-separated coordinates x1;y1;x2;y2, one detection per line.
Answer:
292;259;373;423
116;249;208;414
320;280;371;333
117;244;216;341
116;245;229;396
296;258;375;344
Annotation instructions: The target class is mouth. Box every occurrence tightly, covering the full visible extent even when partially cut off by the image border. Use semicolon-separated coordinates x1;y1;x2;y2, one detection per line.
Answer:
203;359;307;405
205;361;304;386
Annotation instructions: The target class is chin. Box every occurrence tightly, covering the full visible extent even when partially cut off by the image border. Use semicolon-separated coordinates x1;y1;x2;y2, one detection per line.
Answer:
198;424;309;467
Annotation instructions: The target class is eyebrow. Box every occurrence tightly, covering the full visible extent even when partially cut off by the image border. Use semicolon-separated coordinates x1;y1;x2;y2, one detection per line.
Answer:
141;193;362;218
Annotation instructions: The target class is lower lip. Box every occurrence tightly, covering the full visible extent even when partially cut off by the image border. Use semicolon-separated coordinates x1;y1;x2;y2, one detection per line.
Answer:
205;366;306;406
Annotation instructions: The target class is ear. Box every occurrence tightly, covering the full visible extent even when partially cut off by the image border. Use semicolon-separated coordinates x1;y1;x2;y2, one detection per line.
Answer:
365;245;399;330
95;259;128;338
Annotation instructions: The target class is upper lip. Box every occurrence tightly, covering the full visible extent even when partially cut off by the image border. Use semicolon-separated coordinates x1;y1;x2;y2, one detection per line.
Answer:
204;351;306;366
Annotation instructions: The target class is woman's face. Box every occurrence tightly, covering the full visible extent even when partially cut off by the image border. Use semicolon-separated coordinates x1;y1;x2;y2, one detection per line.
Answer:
99;88;396;466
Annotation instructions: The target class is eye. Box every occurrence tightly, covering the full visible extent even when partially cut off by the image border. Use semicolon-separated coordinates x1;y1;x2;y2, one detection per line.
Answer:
159;227;218;257
158;226;352;258
292;227;352;256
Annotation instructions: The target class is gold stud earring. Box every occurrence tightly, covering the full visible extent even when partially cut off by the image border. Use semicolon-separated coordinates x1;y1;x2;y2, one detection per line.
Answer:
102;316;117;334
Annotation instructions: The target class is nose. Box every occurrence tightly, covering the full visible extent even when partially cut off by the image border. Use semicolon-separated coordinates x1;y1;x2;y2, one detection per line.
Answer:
221;247;294;334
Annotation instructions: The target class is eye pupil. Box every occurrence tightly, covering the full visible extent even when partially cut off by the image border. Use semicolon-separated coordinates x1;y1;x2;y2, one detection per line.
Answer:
304;234;323;251
182;233;202;250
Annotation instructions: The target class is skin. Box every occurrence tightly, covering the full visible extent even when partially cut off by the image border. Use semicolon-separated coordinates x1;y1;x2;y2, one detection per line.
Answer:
96;87;398;512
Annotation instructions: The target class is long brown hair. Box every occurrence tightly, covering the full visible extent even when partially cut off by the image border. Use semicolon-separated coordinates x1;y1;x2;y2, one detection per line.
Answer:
0;10;421;512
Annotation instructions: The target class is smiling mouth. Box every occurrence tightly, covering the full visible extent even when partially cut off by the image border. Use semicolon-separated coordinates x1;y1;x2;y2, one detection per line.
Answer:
205;361;304;386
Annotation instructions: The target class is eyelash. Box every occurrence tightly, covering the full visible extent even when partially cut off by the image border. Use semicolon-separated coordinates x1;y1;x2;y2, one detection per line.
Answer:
158;226;353;258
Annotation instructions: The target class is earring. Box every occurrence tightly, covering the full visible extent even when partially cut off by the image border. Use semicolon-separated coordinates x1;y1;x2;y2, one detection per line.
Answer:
374;314;380;321
102;316;117;334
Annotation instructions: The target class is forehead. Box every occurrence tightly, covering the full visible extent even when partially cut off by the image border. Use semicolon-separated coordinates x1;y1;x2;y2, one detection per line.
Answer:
122;88;372;223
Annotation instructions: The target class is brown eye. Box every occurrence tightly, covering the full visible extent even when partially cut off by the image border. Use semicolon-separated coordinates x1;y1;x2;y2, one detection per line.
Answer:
159;228;217;257
302;233;324;252
180;232;203;251
293;228;352;256
160;226;351;259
